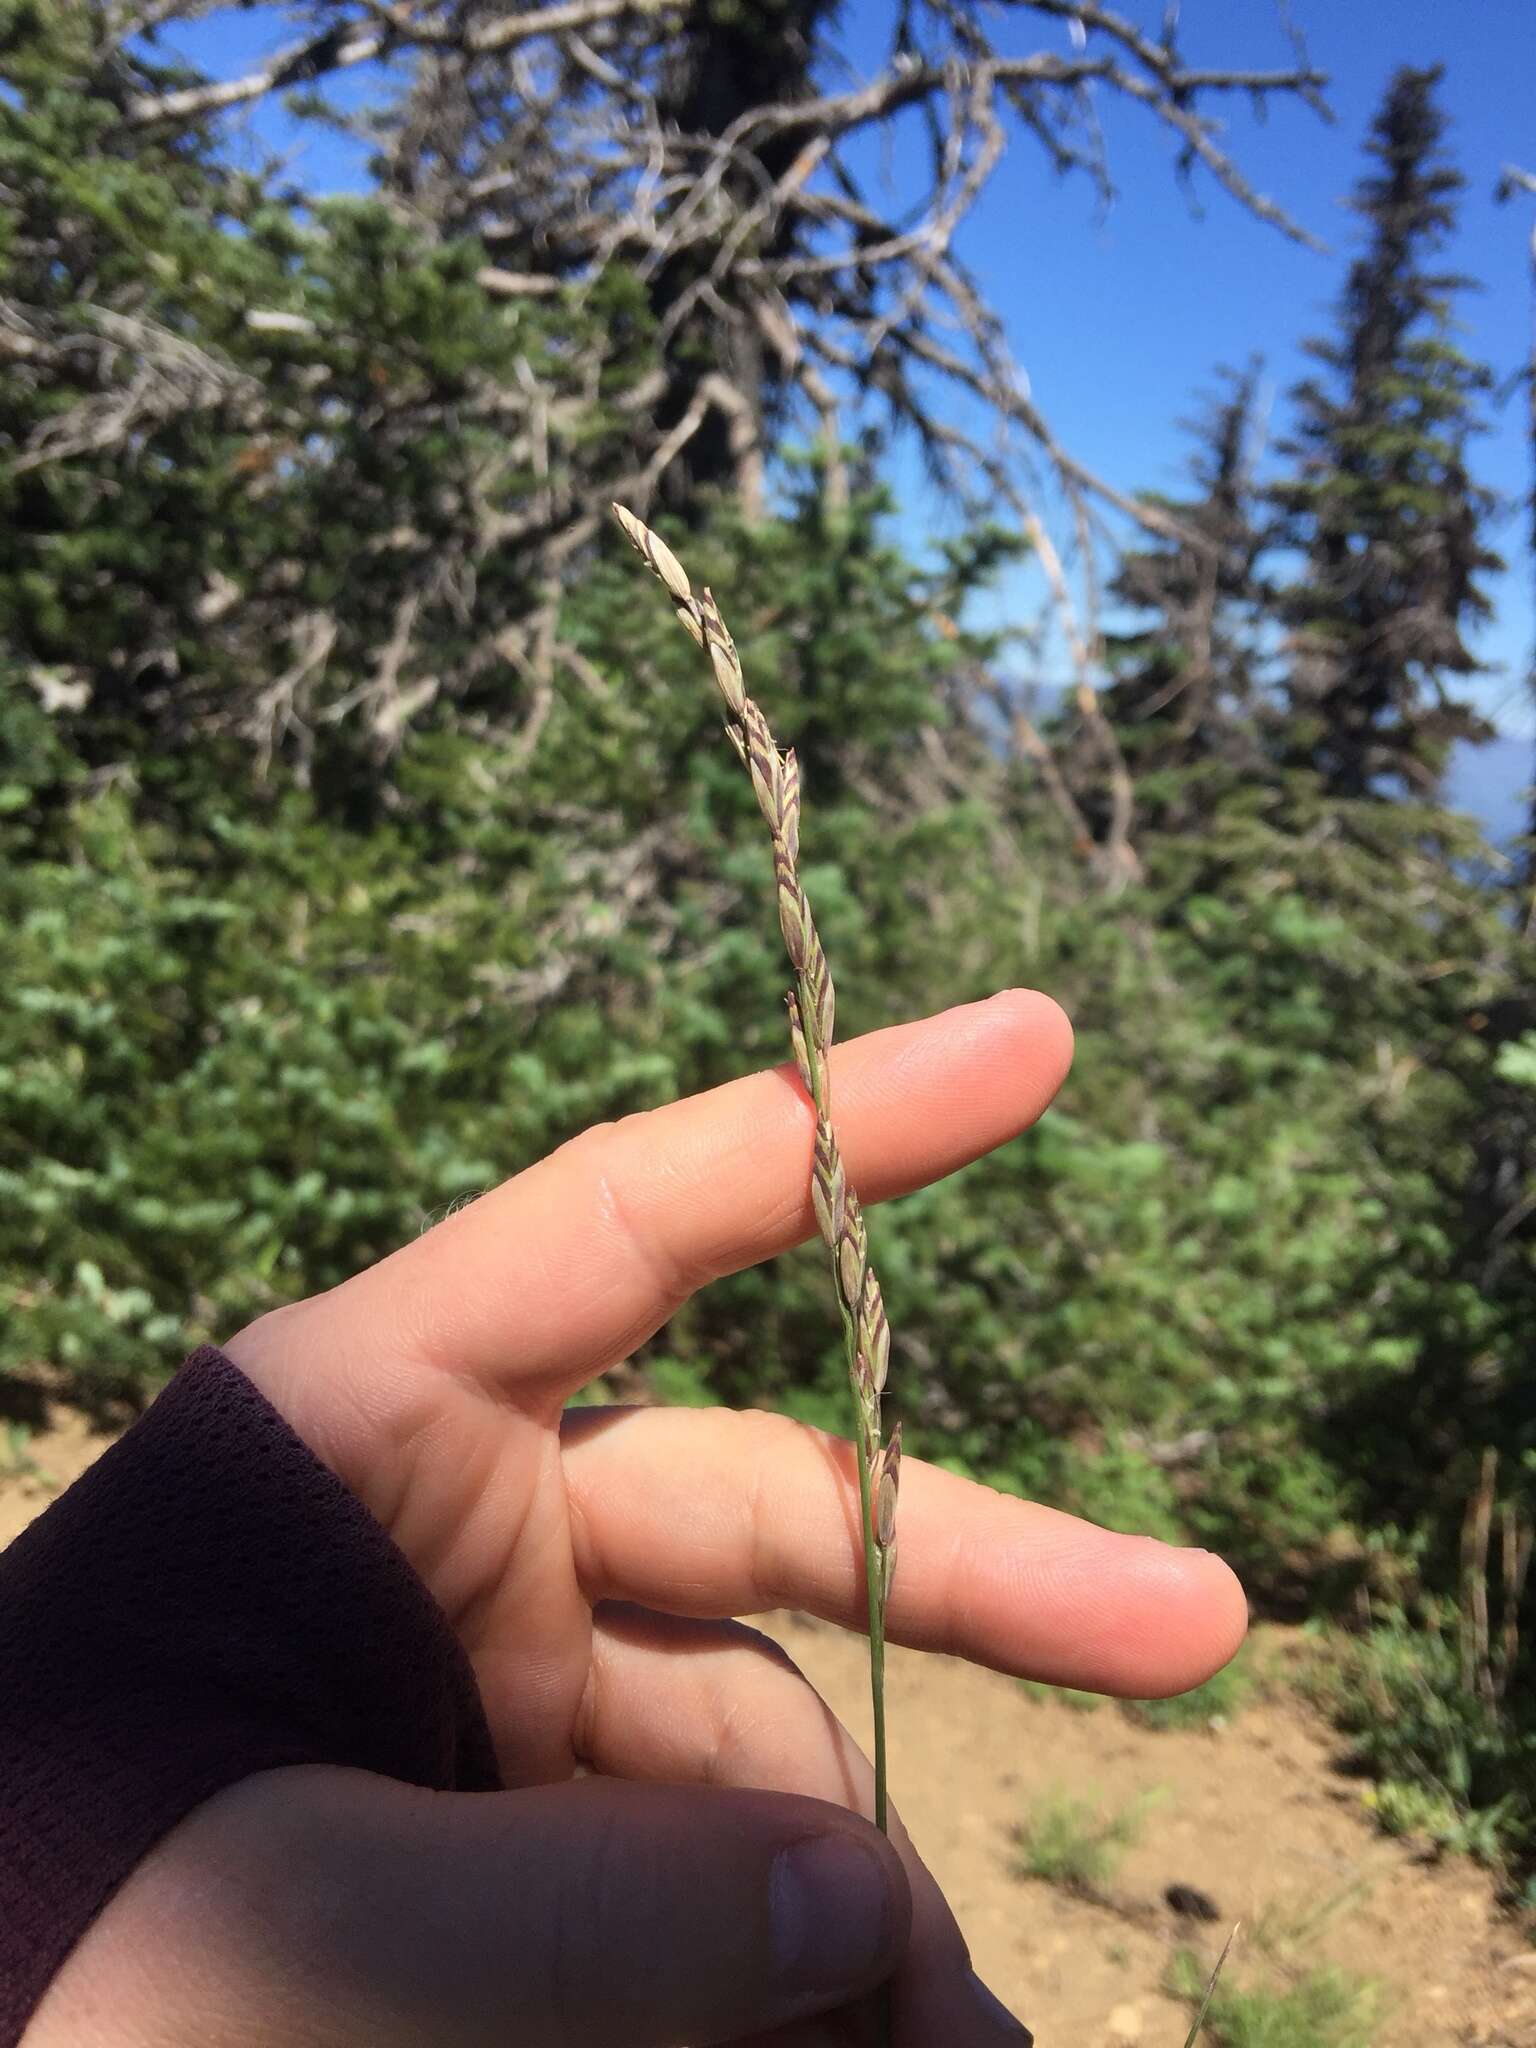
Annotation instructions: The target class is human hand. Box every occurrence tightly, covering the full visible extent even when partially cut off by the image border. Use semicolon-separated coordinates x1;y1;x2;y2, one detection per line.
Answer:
28;990;1246;2046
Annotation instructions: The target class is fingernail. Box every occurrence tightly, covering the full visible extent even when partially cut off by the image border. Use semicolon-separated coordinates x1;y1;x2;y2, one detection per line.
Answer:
770;1834;893;2000
965;1970;1033;2040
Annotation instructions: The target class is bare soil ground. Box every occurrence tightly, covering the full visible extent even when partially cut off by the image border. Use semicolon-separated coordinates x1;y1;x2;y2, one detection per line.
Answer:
4;1404;1533;2045
0;1402;121;1549
763;1612;1536;2047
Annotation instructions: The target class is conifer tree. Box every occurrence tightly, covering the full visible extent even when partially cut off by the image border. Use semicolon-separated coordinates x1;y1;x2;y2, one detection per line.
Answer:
0;6;642;785
1100;363;1270;827
1453;165;1535;1489
1273;65;1499;799
1498;163;1536;883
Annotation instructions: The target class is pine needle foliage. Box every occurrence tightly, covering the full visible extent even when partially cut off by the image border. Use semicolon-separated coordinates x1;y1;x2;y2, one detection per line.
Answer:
1272;65;1501;800
1102;362;1273;827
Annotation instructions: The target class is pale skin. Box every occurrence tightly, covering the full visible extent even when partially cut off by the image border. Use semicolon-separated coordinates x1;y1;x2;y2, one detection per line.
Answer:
26;989;1247;2047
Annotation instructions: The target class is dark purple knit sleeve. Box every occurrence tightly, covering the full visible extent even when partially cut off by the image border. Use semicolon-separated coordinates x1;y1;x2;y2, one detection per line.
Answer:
0;1345;501;2045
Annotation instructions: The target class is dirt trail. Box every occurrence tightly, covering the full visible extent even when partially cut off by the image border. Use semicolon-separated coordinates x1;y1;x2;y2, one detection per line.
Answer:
3;1409;1532;2045
764;1611;1534;2047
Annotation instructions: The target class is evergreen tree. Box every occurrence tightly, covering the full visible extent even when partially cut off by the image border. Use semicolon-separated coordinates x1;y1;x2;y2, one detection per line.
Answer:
1100;363;1270;829
0;6;649;792
1499;163;1536;882
1440;168;1536;1536
1274;65;1500;799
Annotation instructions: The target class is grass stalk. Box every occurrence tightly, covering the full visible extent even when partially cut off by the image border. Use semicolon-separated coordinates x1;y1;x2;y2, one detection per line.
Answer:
613;504;900;1843
1180;1924;1239;2048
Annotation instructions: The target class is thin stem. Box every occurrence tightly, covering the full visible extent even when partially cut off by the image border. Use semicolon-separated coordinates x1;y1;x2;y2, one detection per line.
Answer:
1181;1924;1240;2048
803;968;888;1833
855;1420;889;1832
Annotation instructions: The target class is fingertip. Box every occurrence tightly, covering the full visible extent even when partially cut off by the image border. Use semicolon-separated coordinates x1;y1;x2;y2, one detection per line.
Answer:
1170;1544;1251;1686
1107;1535;1251;1697
936;1490;1252;1701
986;987;1074;1103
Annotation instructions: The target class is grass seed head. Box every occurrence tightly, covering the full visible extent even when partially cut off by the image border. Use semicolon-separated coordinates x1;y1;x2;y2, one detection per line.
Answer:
613;503;695;617
839;1230;865;1307
861;1269;891;1394
813;1121;848;1247
744;710;782;827
876;1458;899;1549
698;588;748;718
806;943;834;1045
780;749;802;865
774;850;810;970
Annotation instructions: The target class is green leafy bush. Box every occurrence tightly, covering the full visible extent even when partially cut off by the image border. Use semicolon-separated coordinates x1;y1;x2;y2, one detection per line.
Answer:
2;490;1524;1571
1305;1613;1535;1868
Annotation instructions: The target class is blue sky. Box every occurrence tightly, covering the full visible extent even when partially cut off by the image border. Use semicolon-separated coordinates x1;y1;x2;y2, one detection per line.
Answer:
165;1;1536;767
830;1;1536;742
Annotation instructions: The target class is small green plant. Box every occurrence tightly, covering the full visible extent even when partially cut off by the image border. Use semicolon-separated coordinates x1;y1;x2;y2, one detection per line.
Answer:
1249;1878;1372;1963
1305;1606;1535;1869
1125;1651;1251;1731
1170;1951;1377;2048
1363;1777;1522;1862
1011;1787;1158;1895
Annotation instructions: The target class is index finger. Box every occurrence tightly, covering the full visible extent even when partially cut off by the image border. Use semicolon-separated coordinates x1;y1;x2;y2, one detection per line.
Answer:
245;989;1071;1425
385;987;1070;1395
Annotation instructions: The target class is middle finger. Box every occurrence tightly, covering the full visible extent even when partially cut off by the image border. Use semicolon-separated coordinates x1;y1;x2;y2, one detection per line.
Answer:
562;1407;1247;1698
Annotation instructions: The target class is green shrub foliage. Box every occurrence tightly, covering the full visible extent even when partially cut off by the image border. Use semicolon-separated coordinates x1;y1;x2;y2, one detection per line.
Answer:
5;491;1525;1570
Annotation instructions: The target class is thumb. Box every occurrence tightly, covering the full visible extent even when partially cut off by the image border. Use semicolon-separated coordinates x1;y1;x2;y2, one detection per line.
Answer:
31;1765;911;2048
